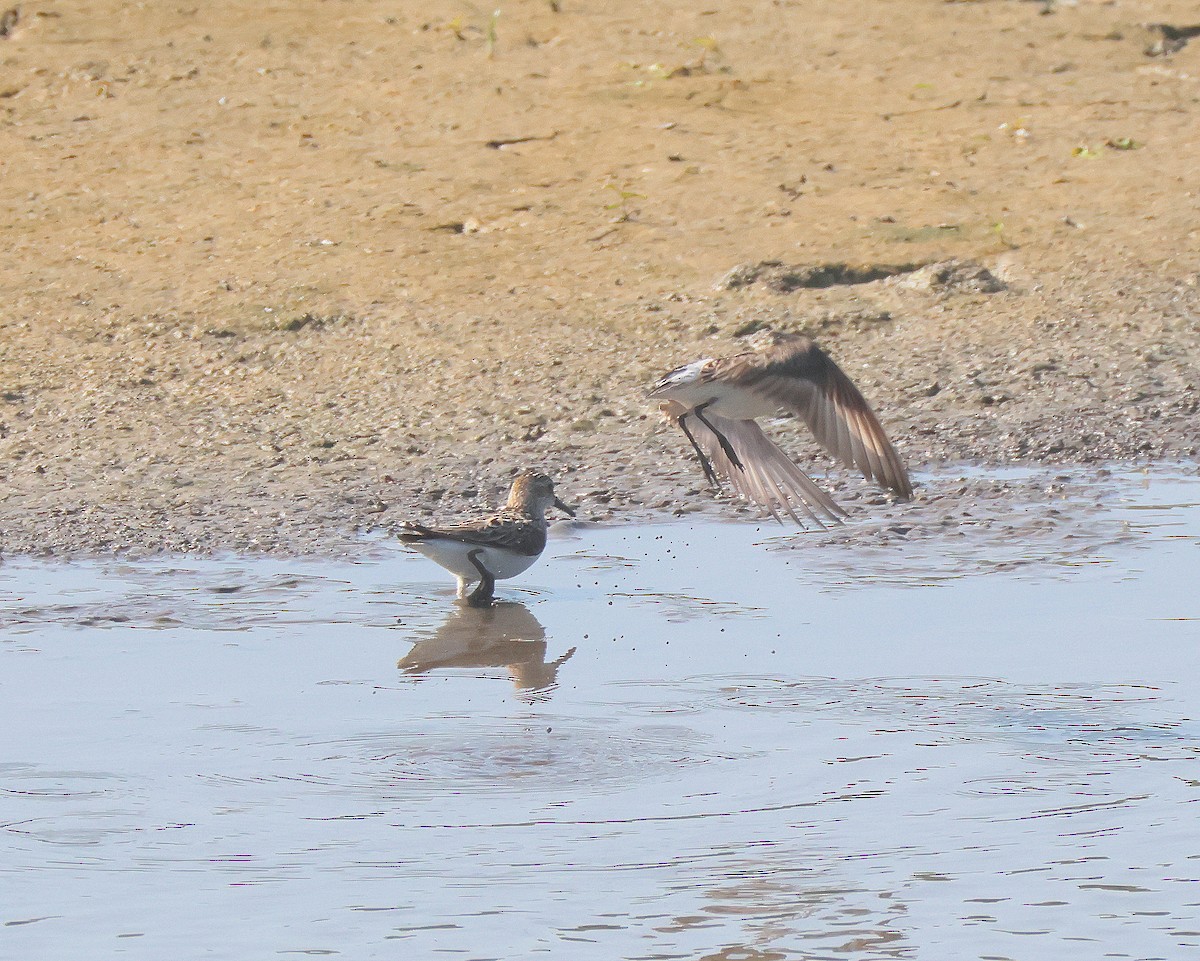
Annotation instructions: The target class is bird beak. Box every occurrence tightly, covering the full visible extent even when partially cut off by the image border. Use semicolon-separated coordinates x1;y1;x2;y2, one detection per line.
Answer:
553;495;576;517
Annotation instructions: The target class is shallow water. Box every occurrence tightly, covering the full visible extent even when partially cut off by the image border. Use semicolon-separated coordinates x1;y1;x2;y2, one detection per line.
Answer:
3;468;1199;960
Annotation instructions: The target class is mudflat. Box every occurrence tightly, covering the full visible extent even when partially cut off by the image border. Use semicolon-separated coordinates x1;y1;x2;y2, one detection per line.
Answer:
1;0;1198;555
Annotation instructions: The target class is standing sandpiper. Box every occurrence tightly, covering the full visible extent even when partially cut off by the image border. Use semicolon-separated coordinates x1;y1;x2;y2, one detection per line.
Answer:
400;470;575;606
650;333;911;524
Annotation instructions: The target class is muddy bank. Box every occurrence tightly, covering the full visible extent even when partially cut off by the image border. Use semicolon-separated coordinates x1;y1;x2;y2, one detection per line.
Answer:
1;277;1195;557
1;1;1198;555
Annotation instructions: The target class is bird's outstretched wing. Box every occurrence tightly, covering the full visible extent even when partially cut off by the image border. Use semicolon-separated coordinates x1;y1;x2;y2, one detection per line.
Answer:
714;337;913;499
662;400;846;527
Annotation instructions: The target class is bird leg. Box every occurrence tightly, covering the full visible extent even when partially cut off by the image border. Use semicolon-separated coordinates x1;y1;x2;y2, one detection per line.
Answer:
677;412;721;488
465;549;496;608
693;402;745;471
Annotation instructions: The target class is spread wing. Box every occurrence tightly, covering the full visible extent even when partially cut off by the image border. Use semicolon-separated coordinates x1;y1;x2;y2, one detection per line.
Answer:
400;512;546;556
725;337;912;499
662;401;845;527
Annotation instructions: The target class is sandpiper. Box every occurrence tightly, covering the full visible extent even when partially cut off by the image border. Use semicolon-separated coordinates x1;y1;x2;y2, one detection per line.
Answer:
400;470;575;606
650;333;912;524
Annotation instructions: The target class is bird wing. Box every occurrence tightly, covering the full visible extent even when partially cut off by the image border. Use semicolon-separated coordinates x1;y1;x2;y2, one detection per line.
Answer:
400;512;546;556
662;401;845;527
727;337;913;499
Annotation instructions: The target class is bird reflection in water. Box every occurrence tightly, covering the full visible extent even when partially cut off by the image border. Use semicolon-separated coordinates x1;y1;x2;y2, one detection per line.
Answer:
398;602;575;700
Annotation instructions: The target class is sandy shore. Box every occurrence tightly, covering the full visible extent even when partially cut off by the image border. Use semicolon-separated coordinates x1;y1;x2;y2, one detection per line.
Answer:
1;0;1198;555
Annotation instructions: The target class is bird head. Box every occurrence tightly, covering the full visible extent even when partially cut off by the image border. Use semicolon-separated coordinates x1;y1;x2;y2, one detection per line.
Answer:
507;470;576;517
648;358;714;397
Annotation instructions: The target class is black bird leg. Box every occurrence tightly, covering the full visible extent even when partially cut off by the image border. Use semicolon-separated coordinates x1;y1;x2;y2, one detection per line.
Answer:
693;402;745;471
677;412;721;488
465;549;496;608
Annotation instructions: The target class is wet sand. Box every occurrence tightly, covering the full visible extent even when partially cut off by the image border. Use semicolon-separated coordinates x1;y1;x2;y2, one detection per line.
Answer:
1;1;1198;555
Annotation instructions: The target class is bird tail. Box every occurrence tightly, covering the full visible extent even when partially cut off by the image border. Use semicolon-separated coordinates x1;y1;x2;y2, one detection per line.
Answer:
398;522;438;543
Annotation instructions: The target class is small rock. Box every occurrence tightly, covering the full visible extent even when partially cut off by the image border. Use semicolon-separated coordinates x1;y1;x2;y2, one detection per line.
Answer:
715;262;779;290
894;259;1007;295
715;260;924;292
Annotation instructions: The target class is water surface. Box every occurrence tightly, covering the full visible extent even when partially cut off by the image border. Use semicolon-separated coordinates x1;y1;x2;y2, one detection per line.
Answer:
3;469;1199;960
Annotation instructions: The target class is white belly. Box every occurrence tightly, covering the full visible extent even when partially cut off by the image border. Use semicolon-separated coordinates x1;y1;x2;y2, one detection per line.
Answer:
661;380;780;420
410;539;540;581
703;386;781;419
